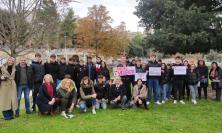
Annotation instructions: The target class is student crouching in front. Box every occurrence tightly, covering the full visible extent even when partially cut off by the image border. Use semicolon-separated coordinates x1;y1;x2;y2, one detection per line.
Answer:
57;78;77;119
79;76;97;114
37;74;59;115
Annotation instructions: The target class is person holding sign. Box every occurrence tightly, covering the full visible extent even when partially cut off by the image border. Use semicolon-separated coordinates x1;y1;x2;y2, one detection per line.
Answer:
117;55;132;101
209;62;222;101
172;56;186;104
134;59;146;85
187;64;200;104
131;79;148;109
145;53;161;105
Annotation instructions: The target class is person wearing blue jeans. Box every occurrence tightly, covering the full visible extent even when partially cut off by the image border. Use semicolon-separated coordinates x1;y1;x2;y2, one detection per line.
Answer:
15;57;33;117
147;79;160;104
79;76;97;114
16;85;31;114
145;53;161;105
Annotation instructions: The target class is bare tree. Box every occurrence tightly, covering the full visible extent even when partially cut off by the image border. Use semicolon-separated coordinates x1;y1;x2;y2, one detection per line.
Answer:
0;0;75;57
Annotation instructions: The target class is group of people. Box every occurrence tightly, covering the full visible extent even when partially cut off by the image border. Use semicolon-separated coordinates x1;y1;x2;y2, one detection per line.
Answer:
0;52;221;120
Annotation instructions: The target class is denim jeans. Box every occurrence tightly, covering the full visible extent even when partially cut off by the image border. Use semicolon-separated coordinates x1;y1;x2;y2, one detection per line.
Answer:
16;85;30;114
162;83;169;101
189;84;198;101
79;98;97;111
147;79;160;102
96;99;107;109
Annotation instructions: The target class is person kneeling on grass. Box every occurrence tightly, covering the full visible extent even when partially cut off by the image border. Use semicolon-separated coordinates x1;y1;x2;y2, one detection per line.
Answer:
79;76;97;114
110;77;127;110
187;64;200;104
57;78;77;119
37;74;59;115
130;79;148;109
94;75;108;110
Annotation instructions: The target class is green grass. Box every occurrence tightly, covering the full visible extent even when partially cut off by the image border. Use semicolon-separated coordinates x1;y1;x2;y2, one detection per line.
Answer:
0;100;222;133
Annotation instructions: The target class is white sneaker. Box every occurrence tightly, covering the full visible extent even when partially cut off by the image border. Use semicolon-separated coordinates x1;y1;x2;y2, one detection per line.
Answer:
61;111;69;119
173;100;177;104
180;100;185;105
146;101;150;105
92;109;96;115
68;114;75;119
191;99;194;103
155;101;162;105
162;101;165;104
193;100;197;105
83;109;87;113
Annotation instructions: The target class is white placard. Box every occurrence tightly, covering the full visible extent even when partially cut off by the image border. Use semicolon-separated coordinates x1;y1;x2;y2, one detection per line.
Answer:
149;67;161;76
173;66;187;75
135;73;147;81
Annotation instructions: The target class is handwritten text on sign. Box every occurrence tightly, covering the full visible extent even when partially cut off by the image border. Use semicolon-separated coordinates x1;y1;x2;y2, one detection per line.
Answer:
149;67;161;76
113;66;136;76
135;73;147;81
173;66;187;75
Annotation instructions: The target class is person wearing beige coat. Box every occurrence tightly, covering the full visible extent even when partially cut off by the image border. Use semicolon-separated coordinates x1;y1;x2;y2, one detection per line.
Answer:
0;57;18;120
131;79;148;110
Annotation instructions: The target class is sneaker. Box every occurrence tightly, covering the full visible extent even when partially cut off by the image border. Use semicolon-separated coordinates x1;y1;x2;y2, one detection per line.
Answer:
180;100;185;105
162;101;165;104
61;112;69;119
155;101;162;105
83;109;87;113
15;113;19;118
146;101;150;105
193;100;197;105
67;114;76;119
92;109;96;115
173;100;177;104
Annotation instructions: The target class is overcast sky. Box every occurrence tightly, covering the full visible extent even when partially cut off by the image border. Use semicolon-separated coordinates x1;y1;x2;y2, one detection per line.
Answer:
69;0;144;32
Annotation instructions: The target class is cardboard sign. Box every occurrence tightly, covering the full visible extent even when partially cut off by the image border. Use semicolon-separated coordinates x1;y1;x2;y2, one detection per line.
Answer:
135;73;147;81
149;67;161;76
173;66;187;75
113;66;136;76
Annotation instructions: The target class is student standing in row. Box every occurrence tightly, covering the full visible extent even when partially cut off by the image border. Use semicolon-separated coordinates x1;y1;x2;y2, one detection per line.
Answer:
0;57;18;120
31;53;45;112
15;57;33;117
197;60;208;100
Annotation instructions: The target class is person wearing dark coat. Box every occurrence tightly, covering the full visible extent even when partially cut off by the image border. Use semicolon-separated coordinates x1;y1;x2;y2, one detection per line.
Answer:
183;60;190;100
172;56;186;104
110;77;127;109
86;56;96;81
145;53;161;105
58;56;67;82
99;61;110;83
187;64;200;104
209;62;222;101
37;74;58;115
196;60;208;100
160;63;171;103
57;78;77;119
76;60;87;98
44;54;59;85
95;56;102;80
117;55;132;102
31;53;45;112
66;58;76;81
134;59;145;85
15;57;33;117
94;75;108;109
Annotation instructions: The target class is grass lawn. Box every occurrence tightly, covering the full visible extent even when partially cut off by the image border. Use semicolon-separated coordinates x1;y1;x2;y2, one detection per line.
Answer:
0;100;222;133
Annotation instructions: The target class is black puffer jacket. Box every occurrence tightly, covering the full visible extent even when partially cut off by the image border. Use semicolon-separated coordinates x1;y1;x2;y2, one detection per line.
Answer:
44;62;59;81
58;62;67;80
31;61;45;83
109;84;126;101
94;83;108;100
161;69;171;85
187;69;200;85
